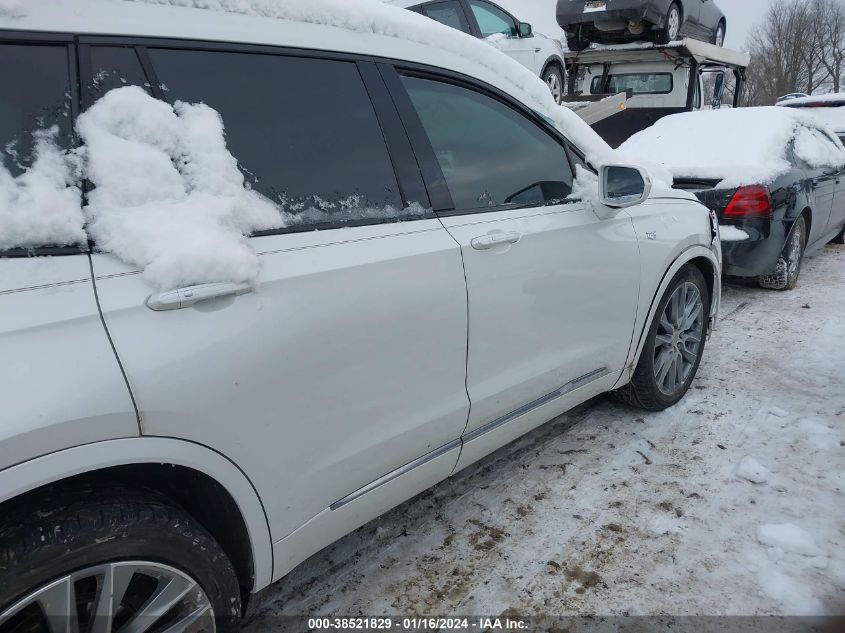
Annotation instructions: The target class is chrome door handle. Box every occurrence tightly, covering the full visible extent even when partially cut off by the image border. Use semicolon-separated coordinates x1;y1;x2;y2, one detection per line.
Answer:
146;282;252;311
470;232;522;250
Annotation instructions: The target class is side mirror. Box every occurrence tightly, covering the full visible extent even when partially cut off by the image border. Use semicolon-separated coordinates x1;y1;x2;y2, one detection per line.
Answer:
518;22;532;38
598;165;652;211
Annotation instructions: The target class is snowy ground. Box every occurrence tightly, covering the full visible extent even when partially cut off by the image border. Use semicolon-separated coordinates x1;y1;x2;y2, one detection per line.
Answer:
246;244;845;627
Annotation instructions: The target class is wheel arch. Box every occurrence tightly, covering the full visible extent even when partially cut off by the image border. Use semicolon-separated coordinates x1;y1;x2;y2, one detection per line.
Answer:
541;55;565;77
616;245;720;389
0;437;274;597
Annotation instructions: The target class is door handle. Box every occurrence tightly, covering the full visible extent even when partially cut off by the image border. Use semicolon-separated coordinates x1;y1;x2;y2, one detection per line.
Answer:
470;232;522;250
146;282;252;311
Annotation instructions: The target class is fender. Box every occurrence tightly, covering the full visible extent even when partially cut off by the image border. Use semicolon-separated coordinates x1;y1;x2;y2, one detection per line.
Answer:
0;437;274;590
614;243;721;389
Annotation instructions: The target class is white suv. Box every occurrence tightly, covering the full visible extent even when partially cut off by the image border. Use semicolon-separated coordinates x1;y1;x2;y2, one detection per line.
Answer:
0;1;720;630
388;0;568;104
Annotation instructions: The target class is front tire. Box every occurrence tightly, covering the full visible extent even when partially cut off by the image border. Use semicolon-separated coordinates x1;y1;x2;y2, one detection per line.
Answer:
713;22;726;46
614;265;709;411
758;216;807;290
542;65;564;105
0;485;242;633
830;224;845;245
656;2;682;45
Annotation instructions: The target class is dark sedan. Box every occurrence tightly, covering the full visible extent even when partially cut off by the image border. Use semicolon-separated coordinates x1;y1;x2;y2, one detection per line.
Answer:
558;0;726;51
620;108;845;290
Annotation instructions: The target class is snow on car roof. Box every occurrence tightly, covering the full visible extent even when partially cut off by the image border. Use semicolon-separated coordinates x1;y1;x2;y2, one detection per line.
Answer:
618;107;845;189
777;93;845;107
0;0;611;162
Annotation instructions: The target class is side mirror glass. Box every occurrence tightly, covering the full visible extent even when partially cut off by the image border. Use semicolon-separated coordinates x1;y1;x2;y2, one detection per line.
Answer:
599;164;652;210
518;22;532;38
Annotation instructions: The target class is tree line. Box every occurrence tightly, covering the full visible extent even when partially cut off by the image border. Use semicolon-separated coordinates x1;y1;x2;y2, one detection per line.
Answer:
744;0;845;105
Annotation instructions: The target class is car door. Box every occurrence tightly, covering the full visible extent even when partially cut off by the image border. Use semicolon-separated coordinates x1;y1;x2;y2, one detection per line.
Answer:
389;68;641;440
679;0;702;37
792;130;838;245
415;0;474;35
466;0;537;72
698;0;721;38
83;43;471;543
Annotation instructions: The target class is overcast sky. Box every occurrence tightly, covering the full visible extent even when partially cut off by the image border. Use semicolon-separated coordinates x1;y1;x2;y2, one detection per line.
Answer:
493;0;774;50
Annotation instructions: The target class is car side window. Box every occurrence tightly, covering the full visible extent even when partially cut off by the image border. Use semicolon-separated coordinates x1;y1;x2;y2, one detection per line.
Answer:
87;46;153;105
418;1;473;35
0;44;73;177
468;0;518;38
400;75;574;211
146;48;412;228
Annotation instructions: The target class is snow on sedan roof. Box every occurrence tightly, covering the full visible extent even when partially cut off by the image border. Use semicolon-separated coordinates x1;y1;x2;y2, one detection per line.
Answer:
778;93;845;134
618;107;845;189
0;0;611;162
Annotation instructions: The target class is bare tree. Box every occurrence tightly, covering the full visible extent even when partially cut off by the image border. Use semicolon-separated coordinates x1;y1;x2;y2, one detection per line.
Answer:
742;0;841;105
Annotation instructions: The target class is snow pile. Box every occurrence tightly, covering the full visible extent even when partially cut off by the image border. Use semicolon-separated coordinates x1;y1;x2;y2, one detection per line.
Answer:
719;226;749;242
734;456;769;484
794;126;845;168
78;86;285;289
0;0;25;18
619;107;845;189
0;128;85;251
126;0;613;164
757;523;824;558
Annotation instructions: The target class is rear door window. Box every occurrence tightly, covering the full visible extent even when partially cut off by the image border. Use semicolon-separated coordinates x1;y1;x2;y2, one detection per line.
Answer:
417;1;473;34
0;44;73;177
86;46;153;104
400;75;573;211
147;48;411;228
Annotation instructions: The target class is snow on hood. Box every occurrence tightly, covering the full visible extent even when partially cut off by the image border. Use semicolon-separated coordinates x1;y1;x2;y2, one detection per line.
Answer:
619;107;845;189
125;0;613;164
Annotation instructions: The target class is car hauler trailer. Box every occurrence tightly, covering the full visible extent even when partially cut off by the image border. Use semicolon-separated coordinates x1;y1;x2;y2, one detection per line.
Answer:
564;38;750;147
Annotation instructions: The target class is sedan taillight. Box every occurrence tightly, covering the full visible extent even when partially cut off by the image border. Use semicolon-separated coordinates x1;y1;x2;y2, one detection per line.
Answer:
723;185;774;219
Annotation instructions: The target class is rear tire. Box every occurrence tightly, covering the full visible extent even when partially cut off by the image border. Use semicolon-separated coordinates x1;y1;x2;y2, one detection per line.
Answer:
758;216;807;291
542;65;564;105
614;265;710;411
830;224;845;245
0;485;241;633
656;2;682;45
713;22;726;46
566;26;591;52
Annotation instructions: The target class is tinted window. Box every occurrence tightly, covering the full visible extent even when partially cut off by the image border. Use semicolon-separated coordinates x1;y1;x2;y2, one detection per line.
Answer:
468;0;518;37
419;1;472;34
0;45;72;177
591;73;673;95
148;49;407;226
401;76;573;210
87;46;152;105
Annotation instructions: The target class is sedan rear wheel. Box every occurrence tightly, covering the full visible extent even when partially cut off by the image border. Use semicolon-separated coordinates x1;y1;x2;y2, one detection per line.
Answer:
759;216;807;290
713;22;726;47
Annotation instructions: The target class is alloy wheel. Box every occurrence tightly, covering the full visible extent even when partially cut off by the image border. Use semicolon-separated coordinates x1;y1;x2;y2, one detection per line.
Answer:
0;561;215;633
546;72;562;103
653;282;704;397
667;7;681;41
786;222;804;282
715;25;725;46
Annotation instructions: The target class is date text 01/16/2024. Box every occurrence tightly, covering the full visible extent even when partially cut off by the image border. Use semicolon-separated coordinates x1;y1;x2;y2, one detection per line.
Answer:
307;617;528;630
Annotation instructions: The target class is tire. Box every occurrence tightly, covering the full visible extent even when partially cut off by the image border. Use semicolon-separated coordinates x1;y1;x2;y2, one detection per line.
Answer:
656;2;682;45
713;22;726;47
542;65;564;105
614;265;710;411
566;26;591;52
758;216;807;291
829;224;845;245
0;485;241;633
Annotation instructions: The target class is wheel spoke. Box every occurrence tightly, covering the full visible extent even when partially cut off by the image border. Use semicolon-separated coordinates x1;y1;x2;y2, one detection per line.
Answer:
122;574;196;633
156;604;213;633
656;348;673;388
90;564;136;633
38;578;79;633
